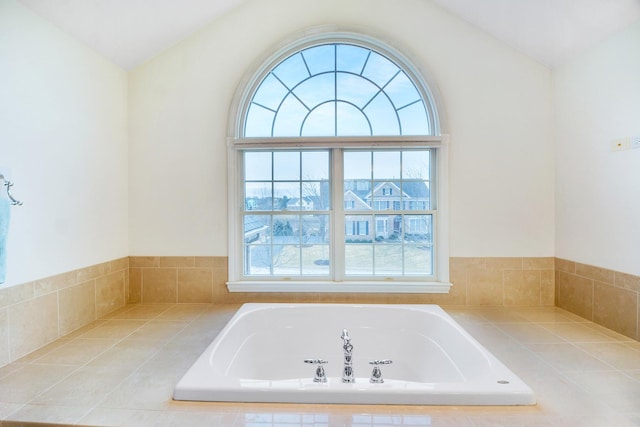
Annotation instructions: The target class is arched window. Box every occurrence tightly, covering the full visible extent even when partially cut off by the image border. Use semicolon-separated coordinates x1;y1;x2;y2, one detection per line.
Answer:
243;43;436;137
228;33;450;293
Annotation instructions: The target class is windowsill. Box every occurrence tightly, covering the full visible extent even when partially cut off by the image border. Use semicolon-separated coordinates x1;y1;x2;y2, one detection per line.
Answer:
226;280;451;294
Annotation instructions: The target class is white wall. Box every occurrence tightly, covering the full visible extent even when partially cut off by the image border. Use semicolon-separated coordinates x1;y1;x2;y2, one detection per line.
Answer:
0;1;129;287
128;0;555;258
2;0;636;287
554;21;640;276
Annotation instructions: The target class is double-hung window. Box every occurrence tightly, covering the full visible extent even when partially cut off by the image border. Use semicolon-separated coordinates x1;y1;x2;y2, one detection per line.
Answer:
227;34;449;293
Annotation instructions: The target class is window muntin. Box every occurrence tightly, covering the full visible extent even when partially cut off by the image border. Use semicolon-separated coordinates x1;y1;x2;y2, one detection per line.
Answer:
244;151;330;212
243;213;331;276
245;43;431;137
342;149;433;277
241;148;433;279
243;150;331;277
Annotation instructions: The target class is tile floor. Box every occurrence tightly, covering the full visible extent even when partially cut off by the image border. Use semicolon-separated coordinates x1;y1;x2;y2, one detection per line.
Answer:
0;303;639;426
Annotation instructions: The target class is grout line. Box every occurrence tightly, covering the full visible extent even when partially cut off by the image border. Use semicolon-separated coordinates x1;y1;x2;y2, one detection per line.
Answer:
93;278;98;326
55;291;61;347
85;307;206;415
14;307;180;413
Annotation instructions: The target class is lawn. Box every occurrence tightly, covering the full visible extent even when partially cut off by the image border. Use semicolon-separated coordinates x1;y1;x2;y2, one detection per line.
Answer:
257;242;433;276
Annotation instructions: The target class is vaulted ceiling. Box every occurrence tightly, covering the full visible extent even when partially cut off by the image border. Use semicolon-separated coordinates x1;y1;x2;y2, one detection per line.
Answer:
17;0;640;70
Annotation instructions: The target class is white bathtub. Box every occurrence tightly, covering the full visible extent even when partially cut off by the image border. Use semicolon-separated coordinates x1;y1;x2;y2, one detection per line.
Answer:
173;303;535;405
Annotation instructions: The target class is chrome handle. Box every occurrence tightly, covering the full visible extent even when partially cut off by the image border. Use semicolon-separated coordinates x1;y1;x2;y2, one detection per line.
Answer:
369;359;393;384
304;358;328;365
369;359;393;365
304;358;328;383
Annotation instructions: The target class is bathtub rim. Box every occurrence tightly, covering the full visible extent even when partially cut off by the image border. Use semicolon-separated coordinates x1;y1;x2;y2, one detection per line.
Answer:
173;303;536;406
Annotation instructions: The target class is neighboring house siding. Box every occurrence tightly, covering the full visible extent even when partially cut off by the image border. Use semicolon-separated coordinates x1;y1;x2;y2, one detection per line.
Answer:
245;181;429;244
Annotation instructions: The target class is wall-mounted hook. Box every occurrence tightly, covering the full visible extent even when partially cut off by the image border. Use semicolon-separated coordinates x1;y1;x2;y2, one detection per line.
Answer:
0;174;23;206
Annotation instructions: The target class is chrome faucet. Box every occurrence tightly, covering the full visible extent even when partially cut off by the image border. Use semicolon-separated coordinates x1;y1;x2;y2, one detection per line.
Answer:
304;358;328;383
341;329;355;383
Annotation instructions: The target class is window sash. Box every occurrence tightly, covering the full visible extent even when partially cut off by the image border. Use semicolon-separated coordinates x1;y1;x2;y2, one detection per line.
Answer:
235;143;438;282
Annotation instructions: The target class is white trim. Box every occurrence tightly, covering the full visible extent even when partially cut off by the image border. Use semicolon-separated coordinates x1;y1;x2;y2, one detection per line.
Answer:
332;148;345;281
227;26;449;137
229;136;443;148
436;134;450;282
226;30;451;291
228;145;449;285
227;280;452;294
229;31;445;138
227;142;242;283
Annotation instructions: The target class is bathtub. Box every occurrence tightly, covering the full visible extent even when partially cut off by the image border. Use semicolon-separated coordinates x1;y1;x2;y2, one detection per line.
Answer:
173;303;535;405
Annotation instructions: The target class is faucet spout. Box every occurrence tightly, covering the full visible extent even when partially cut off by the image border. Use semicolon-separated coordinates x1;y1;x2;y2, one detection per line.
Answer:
341;328;355;383
341;329;351;348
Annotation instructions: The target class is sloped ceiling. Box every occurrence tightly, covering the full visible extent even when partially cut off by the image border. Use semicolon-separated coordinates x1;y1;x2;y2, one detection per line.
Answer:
17;0;640;70
17;0;247;70
432;0;640;68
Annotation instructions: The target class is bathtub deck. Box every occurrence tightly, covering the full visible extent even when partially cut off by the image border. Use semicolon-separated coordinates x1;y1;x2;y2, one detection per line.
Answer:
0;303;639;426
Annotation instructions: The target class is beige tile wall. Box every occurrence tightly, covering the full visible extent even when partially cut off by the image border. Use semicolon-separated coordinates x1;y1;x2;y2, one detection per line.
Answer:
556;258;640;341
128;257;226;304
0;255;561;370
6;254;639;373
129;256;554;306
451;257;555;306
0;258;128;368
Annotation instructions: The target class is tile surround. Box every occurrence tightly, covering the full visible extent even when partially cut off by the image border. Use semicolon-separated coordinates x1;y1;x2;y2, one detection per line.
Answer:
3;255;640;375
2;255;554;367
129;256;226;304
451;257;555;307
0;258;128;367
127;255;640;342
131;256;555;306
555;258;640;341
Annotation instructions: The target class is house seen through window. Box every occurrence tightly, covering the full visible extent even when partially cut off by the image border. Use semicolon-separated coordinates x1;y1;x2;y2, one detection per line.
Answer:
230;36;445;288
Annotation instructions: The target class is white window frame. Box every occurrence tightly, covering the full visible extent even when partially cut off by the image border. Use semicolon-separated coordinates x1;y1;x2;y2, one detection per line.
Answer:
226;31;450;293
